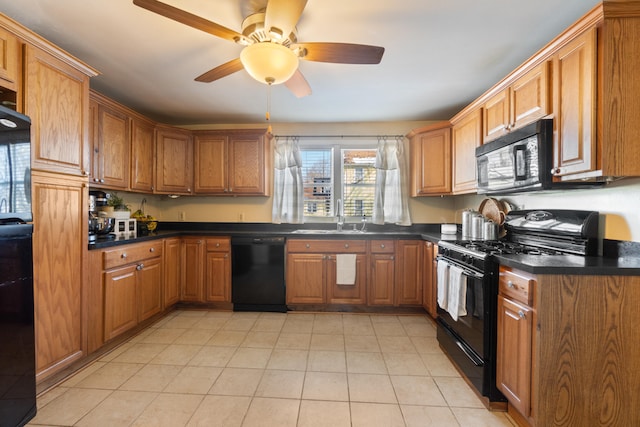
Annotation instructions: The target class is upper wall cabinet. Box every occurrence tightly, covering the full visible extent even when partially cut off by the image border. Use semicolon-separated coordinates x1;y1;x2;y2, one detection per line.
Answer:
89;92;131;189
193;129;270;196
130;115;156;192
451;108;482;194
483;62;550;143
0;27;19;92
24;44;92;177
407;122;451;196
155;125;193;195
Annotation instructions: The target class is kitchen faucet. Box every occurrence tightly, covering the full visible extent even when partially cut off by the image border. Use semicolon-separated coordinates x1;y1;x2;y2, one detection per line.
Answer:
336;199;344;231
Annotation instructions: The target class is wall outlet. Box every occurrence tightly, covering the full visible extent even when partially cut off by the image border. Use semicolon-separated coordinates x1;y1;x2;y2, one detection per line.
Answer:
179;211;186;221
239;212;245;222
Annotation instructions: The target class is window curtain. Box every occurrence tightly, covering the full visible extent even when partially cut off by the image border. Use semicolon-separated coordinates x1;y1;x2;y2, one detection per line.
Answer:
372;137;412;226
272;137;304;224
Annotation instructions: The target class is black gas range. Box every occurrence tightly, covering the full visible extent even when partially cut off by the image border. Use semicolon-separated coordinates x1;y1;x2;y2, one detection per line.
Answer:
435;209;599;406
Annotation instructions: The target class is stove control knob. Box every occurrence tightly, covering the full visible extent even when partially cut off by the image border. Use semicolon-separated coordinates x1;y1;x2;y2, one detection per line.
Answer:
461;254;468;263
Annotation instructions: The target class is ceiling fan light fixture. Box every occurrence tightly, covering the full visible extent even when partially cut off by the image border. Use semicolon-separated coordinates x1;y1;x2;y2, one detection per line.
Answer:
240;42;299;85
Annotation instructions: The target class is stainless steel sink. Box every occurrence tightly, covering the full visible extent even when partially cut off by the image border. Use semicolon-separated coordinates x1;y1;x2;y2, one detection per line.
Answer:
291;229;365;235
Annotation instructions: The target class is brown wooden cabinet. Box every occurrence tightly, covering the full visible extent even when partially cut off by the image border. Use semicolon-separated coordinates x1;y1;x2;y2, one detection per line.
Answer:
193;129;269;196
369;240;395;306
422;241;437;317
101;241;163;341
0;26;19;92
407;123;451;196
395;240;423;306
163;237;181;307
483;62;550;143
205;238;231;303
89;92;130;189
130;116;156;192
551;27;597;179
496;266;535;420
31;171;88;381
155;125;193;194
451;108;482;194
181;237;205;301
24;44;92;177
286;239;367;305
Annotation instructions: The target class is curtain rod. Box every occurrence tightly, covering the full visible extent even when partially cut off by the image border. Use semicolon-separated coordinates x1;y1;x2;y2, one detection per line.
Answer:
272;134;405;139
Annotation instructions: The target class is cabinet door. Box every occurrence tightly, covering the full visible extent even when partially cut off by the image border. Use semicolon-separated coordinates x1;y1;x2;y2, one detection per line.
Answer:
410;125;451;196
205;251;231;302
32;172;87;380
326;254;367;305
24;45;90;176
155;126;193;194
497;295;533;418
137;257;163;322
130;117;156;192
422;242;437;317
369;254;395;305
181;238;204;301
395;240;423;305
163;238;181;307
483;88;510;142
104;264;138;341
0;27;19;91
228;131;268;195
194;133;227;193
286;253;325;304
93;101;130;189
552;28;597;178
511;62;549;130
452;108;482;194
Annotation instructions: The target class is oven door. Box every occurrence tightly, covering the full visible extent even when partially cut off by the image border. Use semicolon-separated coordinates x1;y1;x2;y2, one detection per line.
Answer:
436;259;486;358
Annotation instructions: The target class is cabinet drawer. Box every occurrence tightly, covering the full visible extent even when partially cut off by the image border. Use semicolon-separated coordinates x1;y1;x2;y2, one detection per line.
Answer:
103;241;163;270
206;237;230;252
370;240;395;253
287;239;367;253
499;266;535;305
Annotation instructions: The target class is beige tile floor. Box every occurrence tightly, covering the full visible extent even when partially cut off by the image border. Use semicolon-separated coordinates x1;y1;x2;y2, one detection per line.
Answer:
28;310;516;427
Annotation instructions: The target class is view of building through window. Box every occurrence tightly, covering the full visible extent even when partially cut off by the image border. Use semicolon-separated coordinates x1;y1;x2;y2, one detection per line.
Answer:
301;147;376;219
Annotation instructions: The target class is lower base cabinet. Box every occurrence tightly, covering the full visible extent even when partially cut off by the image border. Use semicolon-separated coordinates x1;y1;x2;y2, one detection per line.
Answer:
205;238;231;303
181;238;205;301
369;240;395;306
163;237;181;307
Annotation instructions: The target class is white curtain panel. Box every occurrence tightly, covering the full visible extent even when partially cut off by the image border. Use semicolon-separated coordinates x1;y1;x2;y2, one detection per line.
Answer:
372;137;412;226
272;137;304;224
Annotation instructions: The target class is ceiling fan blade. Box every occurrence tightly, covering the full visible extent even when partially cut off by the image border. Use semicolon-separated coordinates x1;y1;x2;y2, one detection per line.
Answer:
295;42;385;64
195;58;244;83
264;0;308;40
133;0;242;42
285;69;312;98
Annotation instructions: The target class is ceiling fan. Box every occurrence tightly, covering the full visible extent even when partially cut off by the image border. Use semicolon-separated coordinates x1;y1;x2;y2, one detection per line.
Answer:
132;0;385;97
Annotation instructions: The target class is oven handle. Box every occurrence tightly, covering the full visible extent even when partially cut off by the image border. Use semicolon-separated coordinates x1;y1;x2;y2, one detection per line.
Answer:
456;341;484;367
436;255;484;280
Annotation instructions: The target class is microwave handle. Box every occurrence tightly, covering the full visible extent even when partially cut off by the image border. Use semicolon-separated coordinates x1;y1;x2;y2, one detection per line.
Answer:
513;145;527;180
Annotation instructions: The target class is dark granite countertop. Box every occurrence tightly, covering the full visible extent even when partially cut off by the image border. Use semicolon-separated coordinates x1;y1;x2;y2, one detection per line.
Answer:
88;222;640;275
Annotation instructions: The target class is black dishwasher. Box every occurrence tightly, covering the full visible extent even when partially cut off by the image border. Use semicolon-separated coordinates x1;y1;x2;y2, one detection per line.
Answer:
231;236;286;312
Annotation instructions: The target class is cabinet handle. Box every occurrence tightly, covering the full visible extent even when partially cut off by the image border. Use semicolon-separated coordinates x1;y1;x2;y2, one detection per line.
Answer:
344;244;349;249
550;167;561;175
380;244;385;249
216;243;220;247
224;254;228;258
121;253;127;259
229;188;233;192
507;280;514;288
390;255;394;260
136;263;144;271
518;310;526;319
82;170;89;176
305;243;310;248
150;247;155;253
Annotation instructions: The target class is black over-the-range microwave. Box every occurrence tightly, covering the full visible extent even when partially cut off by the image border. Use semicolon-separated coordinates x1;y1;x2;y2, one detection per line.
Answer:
475;118;602;195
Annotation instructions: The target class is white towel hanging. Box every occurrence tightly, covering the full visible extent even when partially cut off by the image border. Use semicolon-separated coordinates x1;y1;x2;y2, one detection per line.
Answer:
447;264;468;321
437;259;449;310
336;254;357;285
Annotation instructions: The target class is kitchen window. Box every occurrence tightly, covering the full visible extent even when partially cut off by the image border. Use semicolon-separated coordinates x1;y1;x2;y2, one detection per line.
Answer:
300;144;377;222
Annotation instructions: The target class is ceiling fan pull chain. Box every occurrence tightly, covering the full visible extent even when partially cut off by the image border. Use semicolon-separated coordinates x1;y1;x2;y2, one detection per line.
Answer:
266;79;273;134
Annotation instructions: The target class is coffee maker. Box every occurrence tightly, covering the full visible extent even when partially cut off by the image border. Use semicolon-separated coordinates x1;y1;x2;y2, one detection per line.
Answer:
89;190;114;242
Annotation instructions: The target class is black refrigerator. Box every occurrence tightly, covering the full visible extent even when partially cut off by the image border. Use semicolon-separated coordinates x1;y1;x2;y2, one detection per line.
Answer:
0;105;36;427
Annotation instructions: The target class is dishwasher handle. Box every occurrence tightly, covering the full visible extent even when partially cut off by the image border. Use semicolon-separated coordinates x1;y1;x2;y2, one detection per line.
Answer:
232;236;285;245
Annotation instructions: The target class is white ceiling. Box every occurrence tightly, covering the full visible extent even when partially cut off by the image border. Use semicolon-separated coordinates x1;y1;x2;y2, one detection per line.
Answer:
0;0;601;126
